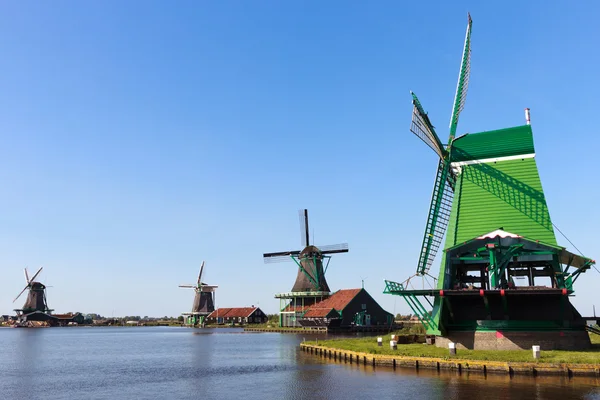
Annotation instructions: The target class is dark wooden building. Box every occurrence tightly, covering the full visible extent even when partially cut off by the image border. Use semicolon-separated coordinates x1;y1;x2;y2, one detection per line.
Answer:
206;307;268;325
52;312;85;326
298;288;393;328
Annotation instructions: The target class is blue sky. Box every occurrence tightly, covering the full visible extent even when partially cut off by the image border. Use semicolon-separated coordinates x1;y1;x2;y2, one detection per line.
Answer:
1;1;598;317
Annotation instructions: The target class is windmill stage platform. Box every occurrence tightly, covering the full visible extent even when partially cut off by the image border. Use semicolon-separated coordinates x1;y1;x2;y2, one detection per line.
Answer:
275;291;331;299
387;286;593;350
385;231;594;350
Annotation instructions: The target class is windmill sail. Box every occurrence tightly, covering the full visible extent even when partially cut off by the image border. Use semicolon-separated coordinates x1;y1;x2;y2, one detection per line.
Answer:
410;92;445;158
263;252;301;263
416;159;455;276
414;13;471;276
448;13;473;142
299;209;309;247
197;261;205;287
316;243;349;254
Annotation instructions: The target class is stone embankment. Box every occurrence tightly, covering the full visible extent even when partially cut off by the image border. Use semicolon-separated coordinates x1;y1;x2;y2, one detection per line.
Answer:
244;327;326;334
300;343;600;378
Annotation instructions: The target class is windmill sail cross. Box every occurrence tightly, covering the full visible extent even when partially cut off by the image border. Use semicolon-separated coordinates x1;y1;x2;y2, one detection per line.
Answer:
266;209;348;292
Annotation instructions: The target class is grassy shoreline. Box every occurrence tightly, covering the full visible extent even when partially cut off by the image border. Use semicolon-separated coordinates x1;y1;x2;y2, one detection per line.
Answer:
244;326;324;332
304;331;600;364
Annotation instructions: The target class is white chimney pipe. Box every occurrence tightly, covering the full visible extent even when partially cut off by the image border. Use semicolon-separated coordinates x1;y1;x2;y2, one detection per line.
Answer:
525;108;531;125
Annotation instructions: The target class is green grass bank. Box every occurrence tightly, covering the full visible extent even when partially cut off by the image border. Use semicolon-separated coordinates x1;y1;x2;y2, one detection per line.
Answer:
304;331;600;364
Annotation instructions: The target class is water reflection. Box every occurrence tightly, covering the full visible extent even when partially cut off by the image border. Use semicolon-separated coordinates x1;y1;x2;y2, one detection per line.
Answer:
0;327;598;400
12;328;46;400
304;348;600;400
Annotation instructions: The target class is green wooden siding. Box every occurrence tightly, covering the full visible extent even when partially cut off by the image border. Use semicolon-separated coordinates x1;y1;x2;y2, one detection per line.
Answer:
433;126;558;328
435;156;558;321
447;158;557;246
450;125;535;162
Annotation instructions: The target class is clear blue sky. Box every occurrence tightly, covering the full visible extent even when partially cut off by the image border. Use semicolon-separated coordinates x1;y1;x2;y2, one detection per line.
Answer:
1;1;599;317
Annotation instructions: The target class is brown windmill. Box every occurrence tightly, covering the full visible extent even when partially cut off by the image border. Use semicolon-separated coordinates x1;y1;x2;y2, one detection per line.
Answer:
179;261;218;327
263;209;348;327
13;267;54;321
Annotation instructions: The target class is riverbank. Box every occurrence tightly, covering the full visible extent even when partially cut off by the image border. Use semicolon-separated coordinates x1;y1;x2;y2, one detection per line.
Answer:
300;333;600;377
299;343;600;377
0;322;183;328
244;326;326;333
244;322;416;334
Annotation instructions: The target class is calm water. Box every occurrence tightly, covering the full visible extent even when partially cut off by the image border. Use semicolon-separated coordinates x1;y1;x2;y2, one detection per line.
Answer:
0;327;598;400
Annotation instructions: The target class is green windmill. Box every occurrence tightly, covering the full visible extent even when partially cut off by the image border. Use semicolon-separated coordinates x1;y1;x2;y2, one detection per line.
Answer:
384;14;596;350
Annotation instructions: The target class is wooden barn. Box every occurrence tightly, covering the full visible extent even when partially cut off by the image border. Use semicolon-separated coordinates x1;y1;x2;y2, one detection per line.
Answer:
206;306;267;325
9;311;84;326
297;288;393;329
52;312;85;326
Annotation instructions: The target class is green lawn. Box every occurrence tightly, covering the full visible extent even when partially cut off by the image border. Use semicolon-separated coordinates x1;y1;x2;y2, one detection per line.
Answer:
244;324;321;332
307;331;600;364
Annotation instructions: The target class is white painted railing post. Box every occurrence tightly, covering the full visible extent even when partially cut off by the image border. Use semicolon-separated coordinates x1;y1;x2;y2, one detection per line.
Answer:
449;342;456;356
532;345;540;359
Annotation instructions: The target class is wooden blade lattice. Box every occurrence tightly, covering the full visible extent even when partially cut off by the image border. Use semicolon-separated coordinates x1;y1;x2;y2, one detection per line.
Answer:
416;159;455;276
410;92;446;158
448;13;473;141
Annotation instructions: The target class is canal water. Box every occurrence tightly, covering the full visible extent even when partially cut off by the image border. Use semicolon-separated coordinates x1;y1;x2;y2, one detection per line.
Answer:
0;327;598;400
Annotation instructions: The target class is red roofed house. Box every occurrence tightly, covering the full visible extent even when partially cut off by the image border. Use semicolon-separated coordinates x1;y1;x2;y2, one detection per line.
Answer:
205;306;267;325
298;288;393;329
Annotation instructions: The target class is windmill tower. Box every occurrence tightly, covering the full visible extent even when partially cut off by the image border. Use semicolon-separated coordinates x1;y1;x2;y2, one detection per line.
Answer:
179;261;218;327
13;267;54;322
263;209;348;327
384;14;595;350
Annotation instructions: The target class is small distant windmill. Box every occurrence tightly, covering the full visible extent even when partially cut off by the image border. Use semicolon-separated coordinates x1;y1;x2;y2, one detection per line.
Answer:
13;267;54;319
263;209;348;292
263;209;349;327
179;261;218;327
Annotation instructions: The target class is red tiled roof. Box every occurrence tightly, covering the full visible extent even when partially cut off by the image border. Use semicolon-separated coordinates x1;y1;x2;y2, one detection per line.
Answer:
207;308;232;318
208;307;258;319
307;289;361;312
303;308;338;318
